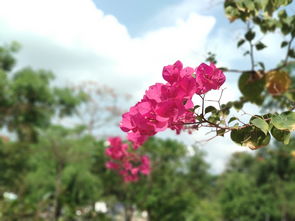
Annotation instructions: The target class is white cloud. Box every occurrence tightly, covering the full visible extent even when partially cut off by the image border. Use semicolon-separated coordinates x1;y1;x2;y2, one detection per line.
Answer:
149;0;220;27
0;0;215;96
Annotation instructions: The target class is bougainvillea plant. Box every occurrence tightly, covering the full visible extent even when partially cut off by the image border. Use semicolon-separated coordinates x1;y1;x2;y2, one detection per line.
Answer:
106;0;295;182
105;61;226;181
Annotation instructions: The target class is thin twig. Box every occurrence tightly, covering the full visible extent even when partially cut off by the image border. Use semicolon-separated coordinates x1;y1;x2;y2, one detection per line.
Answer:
247;22;255;71
284;36;294;65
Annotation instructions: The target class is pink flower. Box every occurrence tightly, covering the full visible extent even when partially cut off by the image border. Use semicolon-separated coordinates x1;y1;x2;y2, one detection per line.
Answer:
162;60;183;85
195;63;226;94
127;132;149;149
105;161;120;170
105;137;129;160
120;112;133;132
139;156;151;175
155;99;186;121
178;74;197;98
123;174;139;182
105;136;151;182
144;83;166;103
130;167;139;175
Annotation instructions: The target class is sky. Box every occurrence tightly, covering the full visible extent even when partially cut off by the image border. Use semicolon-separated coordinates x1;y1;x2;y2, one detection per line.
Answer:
0;0;291;173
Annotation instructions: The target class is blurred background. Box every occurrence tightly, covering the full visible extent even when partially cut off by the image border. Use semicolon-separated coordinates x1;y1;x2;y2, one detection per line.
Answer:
0;0;295;220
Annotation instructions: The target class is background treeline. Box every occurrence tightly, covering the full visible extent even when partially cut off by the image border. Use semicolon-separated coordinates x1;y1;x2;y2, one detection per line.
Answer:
1;43;295;221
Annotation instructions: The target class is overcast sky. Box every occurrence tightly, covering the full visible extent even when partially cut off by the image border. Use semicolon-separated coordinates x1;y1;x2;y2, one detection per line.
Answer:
0;0;291;173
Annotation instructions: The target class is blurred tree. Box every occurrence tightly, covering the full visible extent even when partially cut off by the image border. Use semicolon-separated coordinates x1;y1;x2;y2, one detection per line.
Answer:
219;138;295;220
0;43;87;142
1;126;103;221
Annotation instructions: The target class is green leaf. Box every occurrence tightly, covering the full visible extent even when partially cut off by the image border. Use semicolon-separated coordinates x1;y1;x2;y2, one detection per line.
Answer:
208;115;220;124
271;112;295;131
243;51;250;56
278;9;287;19
257;62;265;70
233;101;244;110
193;105;200;111
238;72;265;104
243;0;255;11
237;39;245;48
255;41;267;50
228;117;238;124
231;126;271;150
270;126;291;144
281;22;291;35
281;41;288;48
196;115;203;121
205;106;217;114
288;49;295;58
245;30;255;41
217;129;226;137
233;123;239;129
251;118;269;135
261;0;269;11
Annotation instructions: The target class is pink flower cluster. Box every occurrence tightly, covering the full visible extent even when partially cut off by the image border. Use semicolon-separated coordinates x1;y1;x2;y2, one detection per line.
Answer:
105;61;225;182
105;137;151;182
120;61;225;148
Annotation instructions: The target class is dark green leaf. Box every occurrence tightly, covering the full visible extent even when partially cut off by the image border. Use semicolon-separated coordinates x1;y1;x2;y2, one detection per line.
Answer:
217;129;226;137
278;9;287;19
233;101;244;110
281;41;288;48
255;42;267;50
231;126;271;150
228;117;238;124
238;72;265;104
257;62;265;70
245;30;255;41
237;39;245;48
193;105;200;111
288;49;295;58
270;126;291;144
205;106;217;114
243;51;250;56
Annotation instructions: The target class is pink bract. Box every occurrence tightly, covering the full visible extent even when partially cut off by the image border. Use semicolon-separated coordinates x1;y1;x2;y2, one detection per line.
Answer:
105;136;151;182
106;61;225;182
162;60;183;85
195;63;226;94
119;61;225;150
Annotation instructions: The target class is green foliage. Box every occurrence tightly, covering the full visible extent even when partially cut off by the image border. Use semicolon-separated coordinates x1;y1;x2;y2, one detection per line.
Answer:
0;42;20;72
228;111;294;149
220;0;295;149
231;126;271;149
1;126;103;220
238;72;265;104
270;126;291;144
271;111;295;131
220;139;295;220
0;46;86;142
219;172;273;221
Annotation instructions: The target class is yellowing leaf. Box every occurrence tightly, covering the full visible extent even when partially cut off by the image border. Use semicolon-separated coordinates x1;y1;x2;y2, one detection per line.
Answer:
266;70;291;96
